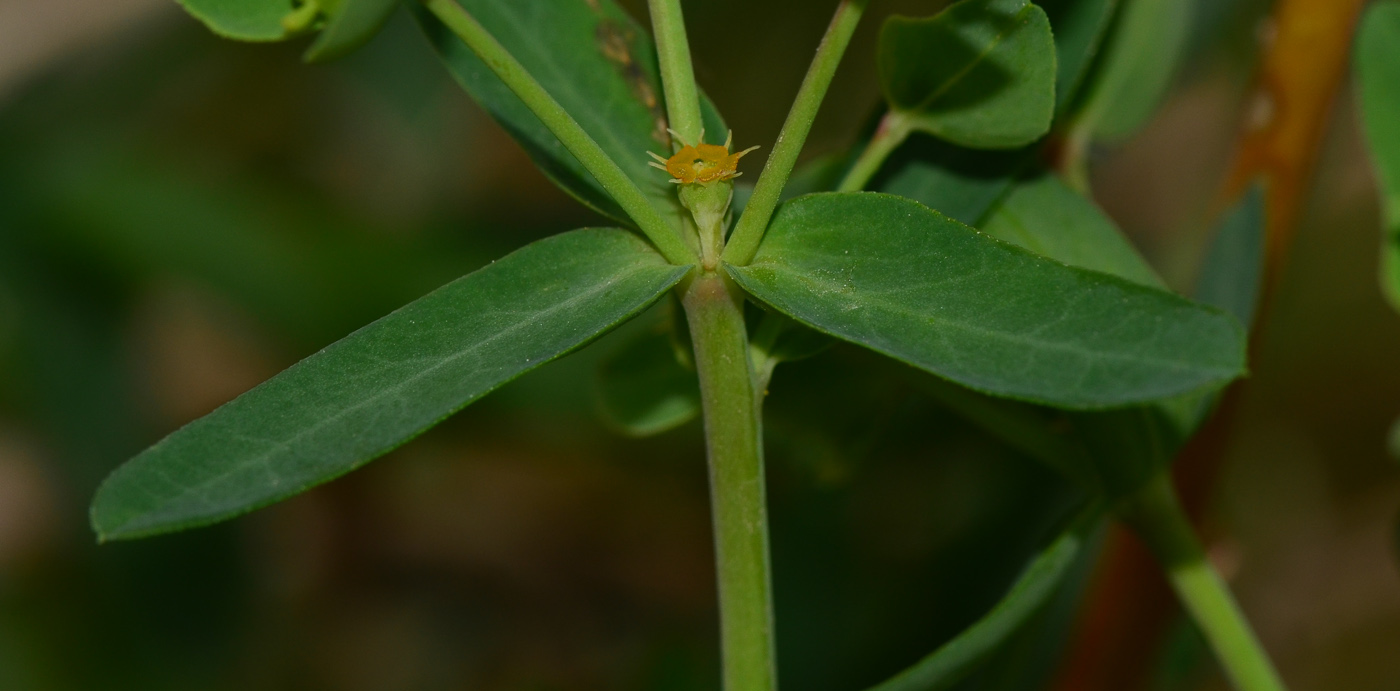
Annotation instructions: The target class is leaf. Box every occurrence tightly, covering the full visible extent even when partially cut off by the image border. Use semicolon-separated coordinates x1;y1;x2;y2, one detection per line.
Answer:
90;229;689;541
727;192;1246;409
175;0;292;41
1356;1;1400;312
1039;0;1119;116
304;0;401;62
414;0;727;227
865;508;1102;691
1072;0;1193;141
981;173;1162;288
1194;184;1265;327
596;324;700;436
875;137;1031;226
878;0;1056;149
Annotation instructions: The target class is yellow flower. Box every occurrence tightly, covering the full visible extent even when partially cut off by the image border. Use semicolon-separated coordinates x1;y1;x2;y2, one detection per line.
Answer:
648;130;759;185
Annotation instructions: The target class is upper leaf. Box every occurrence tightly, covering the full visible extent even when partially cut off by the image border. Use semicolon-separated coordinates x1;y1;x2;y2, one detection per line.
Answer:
176;0;293;41
1071;0;1192;142
1038;0;1118;116
304;0;401;62
1356;1;1400;311
91;229;689;541
415;0;726;228
878;0;1056;149
727;192;1246;409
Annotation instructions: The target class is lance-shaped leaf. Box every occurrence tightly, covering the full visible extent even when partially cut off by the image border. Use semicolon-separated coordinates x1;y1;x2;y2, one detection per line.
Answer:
1357;1;1400;312
91;229;689;541
175;0;293;41
1070;0;1192;142
1040;0;1118;117
865;508;1103;691
415;0;727;227
727;193;1245;409
305;0;401;62
878;0;1056;149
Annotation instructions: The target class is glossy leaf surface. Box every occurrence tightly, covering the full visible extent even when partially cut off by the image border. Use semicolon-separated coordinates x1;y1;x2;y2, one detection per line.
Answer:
982;173;1161;288
175;0;292;41
1072;0;1192;141
305;0;401;62
415;0;727;226
728;193;1245;409
596;326;700;436
878;0;1055;149
1357;1;1400;311
92;229;689;540
866;509;1101;691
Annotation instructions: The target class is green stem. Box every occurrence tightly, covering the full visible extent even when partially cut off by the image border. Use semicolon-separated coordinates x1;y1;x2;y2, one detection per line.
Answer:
683;272;776;691
723;0;870;265
648;0;704;147
1117;473;1287;691
420;0;696;266
836;111;913;192
1060;123;1093;196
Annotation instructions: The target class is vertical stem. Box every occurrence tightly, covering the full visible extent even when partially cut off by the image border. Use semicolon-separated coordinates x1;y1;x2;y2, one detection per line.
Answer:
648;0;705;147
419;0;695;265
836;111;913;192
723;0;870;266
1117;473;1286;691
683;273;776;691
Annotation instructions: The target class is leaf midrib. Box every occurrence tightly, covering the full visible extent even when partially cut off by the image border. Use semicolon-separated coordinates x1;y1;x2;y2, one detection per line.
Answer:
907;3;1033;113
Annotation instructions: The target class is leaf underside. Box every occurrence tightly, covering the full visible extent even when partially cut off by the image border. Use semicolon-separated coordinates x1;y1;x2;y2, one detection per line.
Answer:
728;192;1245;410
305;0;401;62
175;0;292;41
91;229;688;541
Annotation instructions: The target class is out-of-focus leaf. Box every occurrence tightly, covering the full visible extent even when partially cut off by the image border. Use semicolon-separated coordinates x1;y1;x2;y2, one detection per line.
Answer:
1072;0;1193;141
91;229;689;541
596;325;700;436
865;507;1103;691
878;0;1056;149
175;0;293;41
1040;0;1119;116
1356;1;1400;311
1388;416;1400;461
305;0;400;62
727;192;1246;409
981;173;1162;288
414;0;727;228
875;137;1029;226
1194;184;1266;327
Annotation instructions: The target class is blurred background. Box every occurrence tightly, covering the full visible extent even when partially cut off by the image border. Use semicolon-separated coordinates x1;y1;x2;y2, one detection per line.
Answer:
0;0;1397;689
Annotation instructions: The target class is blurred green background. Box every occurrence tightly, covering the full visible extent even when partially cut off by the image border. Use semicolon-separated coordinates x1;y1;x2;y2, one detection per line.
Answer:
0;1;1397;689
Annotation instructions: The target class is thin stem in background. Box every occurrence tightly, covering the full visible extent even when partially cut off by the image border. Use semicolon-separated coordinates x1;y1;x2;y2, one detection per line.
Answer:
1117;474;1286;691
420;0;696;266
723;0;871;266
683;273;776;691
836;111;913;192
647;0;705;147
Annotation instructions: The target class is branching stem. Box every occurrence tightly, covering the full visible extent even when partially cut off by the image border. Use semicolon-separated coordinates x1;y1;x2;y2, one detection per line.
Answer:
648;0;704;147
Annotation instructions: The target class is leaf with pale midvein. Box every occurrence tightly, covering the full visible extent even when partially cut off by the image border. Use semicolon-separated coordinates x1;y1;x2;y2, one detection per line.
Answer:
91;229;689;541
865;508;1101;691
414;0;727;228
878;0;1056;149
1357;1;1400;312
727;193;1245;409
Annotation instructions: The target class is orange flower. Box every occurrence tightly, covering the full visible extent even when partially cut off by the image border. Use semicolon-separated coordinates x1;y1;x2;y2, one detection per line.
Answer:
648;130;759;185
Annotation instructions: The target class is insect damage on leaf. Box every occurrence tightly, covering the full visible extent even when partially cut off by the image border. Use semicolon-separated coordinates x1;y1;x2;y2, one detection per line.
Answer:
596;19;669;145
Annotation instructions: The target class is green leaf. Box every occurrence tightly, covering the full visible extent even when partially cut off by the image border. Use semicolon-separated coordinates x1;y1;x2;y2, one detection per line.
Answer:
304;0;400;62
414;0;727;227
91;229;689;541
878;0;1056;149
875;137;1030;226
1072;0;1193;141
175;0;292;41
1039;0;1119;116
596;324;700;436
1194;184;1265;327
1356;1;1400;312
727;192;1245;409
981;173;1162;288
865;508;1102;691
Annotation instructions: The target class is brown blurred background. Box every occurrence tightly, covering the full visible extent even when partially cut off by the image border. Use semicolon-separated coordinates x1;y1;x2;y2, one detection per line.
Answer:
0;0;1397;689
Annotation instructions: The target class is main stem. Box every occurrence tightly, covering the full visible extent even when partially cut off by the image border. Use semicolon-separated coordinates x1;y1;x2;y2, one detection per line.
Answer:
683;272;776;691
1117;473;1286;691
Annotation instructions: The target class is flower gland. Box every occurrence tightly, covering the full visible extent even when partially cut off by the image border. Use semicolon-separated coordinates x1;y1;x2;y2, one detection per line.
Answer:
647;130;760;185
